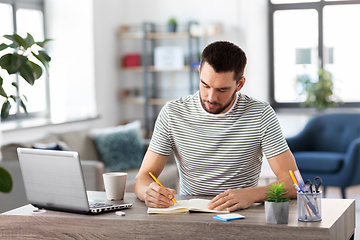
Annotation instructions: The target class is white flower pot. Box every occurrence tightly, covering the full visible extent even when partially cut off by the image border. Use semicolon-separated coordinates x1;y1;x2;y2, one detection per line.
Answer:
265;201;289;224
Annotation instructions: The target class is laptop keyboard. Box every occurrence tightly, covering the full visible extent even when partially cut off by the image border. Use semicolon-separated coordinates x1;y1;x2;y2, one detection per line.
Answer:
89;202;129;213
89;202;114;209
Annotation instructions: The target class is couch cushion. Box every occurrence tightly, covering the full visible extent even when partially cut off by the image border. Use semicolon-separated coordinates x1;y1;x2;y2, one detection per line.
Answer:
90;120;143;172
1;134;60;161
294;152;345;173
57;130;100;161
32;141;71;151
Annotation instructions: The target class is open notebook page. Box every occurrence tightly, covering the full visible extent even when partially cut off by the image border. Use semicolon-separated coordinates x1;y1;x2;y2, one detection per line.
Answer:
147;199;229;214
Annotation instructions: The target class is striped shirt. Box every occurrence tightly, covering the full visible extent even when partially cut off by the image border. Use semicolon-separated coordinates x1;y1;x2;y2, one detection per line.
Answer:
149;91;289;195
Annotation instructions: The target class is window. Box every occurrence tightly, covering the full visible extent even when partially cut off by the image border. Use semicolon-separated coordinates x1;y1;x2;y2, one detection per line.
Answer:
269;0;360;108
0;0;48;120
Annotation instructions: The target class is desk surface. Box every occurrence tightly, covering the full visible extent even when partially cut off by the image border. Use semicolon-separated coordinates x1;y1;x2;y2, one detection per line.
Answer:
0;192;355;240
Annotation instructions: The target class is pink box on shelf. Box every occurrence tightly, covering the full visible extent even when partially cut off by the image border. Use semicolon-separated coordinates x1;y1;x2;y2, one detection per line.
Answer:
123;54;140;68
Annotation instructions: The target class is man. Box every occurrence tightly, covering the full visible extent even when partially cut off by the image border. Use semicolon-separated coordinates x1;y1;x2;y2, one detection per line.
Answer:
135;41;298;212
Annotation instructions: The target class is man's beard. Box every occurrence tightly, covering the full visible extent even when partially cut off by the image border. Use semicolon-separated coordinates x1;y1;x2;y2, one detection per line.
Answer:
200;90;237;114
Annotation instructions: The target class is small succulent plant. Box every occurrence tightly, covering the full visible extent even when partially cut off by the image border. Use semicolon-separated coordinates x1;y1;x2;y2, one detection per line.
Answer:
266;182;290;202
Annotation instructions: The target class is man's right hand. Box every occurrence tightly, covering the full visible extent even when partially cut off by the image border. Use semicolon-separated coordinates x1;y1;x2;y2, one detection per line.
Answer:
144;182;176;208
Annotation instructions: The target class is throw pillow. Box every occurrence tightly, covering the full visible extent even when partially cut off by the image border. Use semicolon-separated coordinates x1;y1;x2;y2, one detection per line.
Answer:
90;120;144;172
32;141;71;151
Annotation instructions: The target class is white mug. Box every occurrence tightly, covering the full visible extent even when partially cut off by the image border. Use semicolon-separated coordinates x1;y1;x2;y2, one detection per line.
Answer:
103;172;127;201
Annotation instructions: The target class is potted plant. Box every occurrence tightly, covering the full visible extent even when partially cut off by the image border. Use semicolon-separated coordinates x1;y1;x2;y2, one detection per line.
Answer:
167;17;177;32
0;32;51;193
296;68;340;111
265;182;291;224
0;167;12;193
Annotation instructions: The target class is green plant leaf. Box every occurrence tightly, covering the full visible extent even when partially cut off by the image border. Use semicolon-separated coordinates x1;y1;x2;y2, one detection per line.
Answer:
0;167;12;193
9;95;16;102
0;86;7;98
36;39;52;48
19;61;35;85
38;50;51;62
0;53;25;75
0;76;7;98
1;100;11;119
9;43;17;49
11;81;18;90
0;53;12;70
3;34;16;43
11;53;22;68
266;182;290;202
20;98;28;113
13;33;28;49
0;43;9;51
32;51;48;70
297;68;338;110
22;94;28;102
29;61;43;80
24;33;35;48
168;18;177;24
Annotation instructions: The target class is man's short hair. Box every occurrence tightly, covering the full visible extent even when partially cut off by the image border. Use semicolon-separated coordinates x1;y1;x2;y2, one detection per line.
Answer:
200;41;247;82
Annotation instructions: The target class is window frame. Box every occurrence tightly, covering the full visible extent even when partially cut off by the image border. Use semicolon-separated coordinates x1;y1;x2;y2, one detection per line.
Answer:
0;0;50;121
269;0;360;109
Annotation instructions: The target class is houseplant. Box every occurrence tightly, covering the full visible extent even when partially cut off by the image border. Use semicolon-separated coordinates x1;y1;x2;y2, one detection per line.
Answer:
265;182;290;224
167;17;177;32
296;68;339;111
0;167;12;193
0;32;51;193
0;32;51;119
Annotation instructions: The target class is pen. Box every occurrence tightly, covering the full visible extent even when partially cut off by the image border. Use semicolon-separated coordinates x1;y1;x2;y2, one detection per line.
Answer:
149;172;177;205
294;170;308;193
290;170;311;216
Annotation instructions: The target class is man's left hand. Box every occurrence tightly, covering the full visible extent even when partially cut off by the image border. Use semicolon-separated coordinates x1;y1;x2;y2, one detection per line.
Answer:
207;188;256;212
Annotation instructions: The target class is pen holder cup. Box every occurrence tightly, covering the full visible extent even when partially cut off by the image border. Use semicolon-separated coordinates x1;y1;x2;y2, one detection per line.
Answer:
297;191;322;222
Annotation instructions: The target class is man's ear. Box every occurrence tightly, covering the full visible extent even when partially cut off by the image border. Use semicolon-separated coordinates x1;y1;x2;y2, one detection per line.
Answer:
237;77;246;92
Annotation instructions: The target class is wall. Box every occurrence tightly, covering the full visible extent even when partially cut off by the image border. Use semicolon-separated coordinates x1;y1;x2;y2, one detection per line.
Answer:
2;0;272;145
46;0;97;124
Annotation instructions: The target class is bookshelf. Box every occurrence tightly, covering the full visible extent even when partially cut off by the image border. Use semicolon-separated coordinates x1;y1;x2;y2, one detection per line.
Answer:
118;22;220;137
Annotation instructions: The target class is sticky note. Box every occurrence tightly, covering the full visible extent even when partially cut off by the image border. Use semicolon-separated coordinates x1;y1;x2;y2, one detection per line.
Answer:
213;213;245;221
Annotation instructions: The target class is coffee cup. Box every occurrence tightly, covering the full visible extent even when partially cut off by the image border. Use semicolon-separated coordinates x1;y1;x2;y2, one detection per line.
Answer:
103;172;127;201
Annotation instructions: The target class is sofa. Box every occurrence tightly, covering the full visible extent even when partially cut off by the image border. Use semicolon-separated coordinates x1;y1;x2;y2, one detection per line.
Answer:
0;124;179;213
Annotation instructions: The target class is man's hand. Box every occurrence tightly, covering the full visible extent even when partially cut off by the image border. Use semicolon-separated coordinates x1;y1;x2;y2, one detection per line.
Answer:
207;188;257;212
144;182;176;208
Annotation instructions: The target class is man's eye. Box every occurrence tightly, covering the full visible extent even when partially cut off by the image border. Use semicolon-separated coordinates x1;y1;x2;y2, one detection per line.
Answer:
218;89;227;92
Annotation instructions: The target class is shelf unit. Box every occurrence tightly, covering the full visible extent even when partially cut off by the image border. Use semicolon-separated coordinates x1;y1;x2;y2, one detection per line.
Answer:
119;22;220;137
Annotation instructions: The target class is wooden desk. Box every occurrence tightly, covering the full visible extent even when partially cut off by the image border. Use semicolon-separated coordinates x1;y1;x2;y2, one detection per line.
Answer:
0;192;355;240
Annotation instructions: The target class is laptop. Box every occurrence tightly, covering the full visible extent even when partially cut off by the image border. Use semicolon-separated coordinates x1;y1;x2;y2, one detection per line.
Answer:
17;147;133;214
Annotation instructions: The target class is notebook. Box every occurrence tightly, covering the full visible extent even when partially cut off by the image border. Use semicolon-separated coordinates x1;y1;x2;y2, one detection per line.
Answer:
17;147;132;214
147;199;230;214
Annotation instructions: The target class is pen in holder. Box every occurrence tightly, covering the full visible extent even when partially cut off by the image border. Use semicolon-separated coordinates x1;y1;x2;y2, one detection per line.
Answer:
297;191;322;222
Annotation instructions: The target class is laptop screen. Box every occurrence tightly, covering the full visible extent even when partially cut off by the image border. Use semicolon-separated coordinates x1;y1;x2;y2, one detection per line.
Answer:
17;148;90;212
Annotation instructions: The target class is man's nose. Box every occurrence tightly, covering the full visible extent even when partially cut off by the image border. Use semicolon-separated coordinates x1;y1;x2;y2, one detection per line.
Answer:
208;89;218;103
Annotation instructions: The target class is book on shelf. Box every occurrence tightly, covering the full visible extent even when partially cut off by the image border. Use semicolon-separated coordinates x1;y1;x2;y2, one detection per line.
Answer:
147;198;230;214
